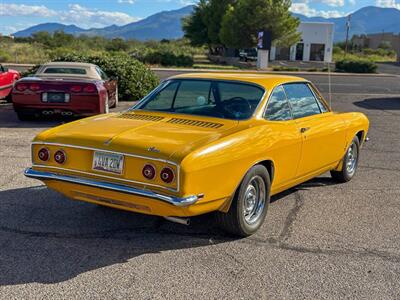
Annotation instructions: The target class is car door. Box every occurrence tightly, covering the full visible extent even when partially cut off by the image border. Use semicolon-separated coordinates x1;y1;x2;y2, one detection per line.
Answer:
263;85;302;189
283;82;346;178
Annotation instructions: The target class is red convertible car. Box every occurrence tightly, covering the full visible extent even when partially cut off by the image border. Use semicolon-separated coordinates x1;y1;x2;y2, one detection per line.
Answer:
0;64;20;102
12;62;118;120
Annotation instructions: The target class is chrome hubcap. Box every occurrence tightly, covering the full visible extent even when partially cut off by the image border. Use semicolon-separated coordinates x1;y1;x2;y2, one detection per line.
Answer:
346;142;358;174
243;175;266;225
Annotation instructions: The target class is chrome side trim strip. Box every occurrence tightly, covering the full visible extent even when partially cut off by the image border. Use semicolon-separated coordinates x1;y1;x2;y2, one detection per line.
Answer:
24;168;198;207
32;164;178;192
31;142;180;192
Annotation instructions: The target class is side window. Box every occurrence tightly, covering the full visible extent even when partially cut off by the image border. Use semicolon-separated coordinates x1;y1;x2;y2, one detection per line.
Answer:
308;84;329;113
283;83;322;119
265;86;292;121
0;65;4;73
144;81;179;110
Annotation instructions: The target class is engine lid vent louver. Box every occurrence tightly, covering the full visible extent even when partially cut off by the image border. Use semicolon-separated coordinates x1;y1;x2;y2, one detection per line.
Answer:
117;113;165;122
167;118;223;129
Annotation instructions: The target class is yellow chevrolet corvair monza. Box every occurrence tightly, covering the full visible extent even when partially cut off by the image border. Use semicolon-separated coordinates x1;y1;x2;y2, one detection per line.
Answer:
25;73;369;236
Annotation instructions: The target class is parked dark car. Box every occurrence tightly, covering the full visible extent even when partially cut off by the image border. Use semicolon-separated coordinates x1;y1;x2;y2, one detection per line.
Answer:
12;62;118;120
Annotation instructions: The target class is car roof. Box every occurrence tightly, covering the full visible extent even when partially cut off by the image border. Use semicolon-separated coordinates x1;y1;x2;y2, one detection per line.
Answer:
35;62;100;80
169;73;308;90
41;62;97;68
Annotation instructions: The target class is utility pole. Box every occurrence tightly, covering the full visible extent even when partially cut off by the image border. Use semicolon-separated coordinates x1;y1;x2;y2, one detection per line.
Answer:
344;14;352;58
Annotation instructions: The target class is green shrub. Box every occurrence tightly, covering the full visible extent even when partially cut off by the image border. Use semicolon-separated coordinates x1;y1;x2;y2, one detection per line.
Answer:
24;52;159;101
142;49;194;67
0;49;12;62
335;59;377;73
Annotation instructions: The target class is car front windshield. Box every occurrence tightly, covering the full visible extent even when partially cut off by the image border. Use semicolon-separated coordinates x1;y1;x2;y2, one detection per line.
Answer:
135;79;265;120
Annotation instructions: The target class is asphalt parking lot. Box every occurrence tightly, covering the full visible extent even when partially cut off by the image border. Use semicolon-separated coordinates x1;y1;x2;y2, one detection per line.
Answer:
1;72;400;299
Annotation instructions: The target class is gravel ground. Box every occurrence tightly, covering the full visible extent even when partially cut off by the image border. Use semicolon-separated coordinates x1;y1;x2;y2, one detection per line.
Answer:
0;73;400;299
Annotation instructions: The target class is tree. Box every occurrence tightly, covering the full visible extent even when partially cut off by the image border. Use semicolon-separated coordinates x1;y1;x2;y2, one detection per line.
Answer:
182;0;209;47
183;0;235;49
220;0;300;49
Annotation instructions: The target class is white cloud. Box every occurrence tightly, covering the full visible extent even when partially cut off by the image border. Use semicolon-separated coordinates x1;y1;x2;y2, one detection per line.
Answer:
291;3;346;18
59;4;139;28
376;0;400;8
0;3;139;29
320;0;345;7
118;0;135;4
0;3;57;17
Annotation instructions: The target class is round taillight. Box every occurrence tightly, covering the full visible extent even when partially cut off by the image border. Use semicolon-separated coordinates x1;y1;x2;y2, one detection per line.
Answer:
54;150;66;164
142;164;156;180
16;84;28;91
38;148;50;161
29;83;40;91
70;85;82;93
160;167;174;183
83;85;96;93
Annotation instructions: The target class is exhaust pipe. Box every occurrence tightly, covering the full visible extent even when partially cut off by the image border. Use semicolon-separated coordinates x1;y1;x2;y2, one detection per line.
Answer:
42;111;54;115
61;111;73;116
164;216;190;226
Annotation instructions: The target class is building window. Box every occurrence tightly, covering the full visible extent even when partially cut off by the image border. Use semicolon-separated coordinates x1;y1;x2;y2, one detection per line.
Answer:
310;44;325;61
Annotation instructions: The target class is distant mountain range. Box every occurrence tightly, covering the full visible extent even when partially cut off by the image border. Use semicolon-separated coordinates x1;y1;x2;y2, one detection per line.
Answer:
13;5;400;42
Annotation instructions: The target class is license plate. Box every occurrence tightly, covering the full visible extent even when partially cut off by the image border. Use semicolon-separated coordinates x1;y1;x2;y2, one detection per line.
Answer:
92;151;124;174
43;92;69;103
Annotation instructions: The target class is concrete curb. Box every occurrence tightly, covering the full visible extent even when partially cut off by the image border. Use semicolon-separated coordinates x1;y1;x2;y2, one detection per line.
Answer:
152;67;399;78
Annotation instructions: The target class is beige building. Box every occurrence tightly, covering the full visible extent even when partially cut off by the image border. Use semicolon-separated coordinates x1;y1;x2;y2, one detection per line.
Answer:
352;32;400;62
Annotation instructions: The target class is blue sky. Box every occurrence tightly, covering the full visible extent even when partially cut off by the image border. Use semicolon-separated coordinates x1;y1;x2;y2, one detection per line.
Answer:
0;0;399;35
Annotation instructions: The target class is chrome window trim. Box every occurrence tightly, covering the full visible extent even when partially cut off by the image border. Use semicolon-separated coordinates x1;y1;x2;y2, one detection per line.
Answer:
24;168;198;207
31;142;180;192
307;82;331;113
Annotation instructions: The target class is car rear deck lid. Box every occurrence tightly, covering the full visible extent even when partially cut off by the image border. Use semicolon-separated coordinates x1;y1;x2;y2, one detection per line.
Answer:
166;118;223;128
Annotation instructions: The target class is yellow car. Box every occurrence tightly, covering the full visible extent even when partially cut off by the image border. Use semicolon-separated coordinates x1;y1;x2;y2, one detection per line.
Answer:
25;73;369;236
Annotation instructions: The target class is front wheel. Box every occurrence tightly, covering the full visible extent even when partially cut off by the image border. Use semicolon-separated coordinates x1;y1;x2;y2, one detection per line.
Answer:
331;136;360;183
216;165;271;237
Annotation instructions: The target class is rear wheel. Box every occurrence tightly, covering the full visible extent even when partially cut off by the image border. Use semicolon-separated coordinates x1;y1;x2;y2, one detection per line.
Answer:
331;136;360;183
216;165;271;237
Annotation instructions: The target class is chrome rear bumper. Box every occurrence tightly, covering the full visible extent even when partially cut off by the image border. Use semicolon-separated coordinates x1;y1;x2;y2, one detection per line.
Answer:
24;168;199;207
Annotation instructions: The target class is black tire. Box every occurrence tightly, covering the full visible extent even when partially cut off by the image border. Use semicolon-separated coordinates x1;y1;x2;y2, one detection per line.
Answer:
16;111;33;121
216;165;271;237
5;92;12;103
331;136;360;183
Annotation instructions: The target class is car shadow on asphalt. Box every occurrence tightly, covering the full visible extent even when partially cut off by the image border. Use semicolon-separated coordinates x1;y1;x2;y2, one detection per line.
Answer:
0;175;339;286
0;185;235;285
354;97;400;111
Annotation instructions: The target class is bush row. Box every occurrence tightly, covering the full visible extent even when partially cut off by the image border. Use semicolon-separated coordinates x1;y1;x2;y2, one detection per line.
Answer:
335;59;377;73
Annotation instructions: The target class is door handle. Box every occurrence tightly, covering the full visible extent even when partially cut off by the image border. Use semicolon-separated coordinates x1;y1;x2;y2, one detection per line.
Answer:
300;127;310;133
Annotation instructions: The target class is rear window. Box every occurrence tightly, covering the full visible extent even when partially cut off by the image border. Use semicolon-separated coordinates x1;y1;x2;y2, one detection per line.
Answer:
137;79;265;120
43;68;87;75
